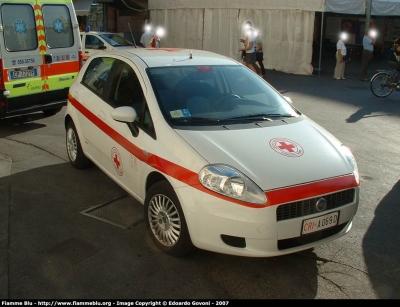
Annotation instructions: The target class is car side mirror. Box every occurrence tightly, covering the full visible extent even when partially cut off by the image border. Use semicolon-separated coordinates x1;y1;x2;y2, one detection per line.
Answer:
98;44;107;50
112;107;139;137
112;106;137;122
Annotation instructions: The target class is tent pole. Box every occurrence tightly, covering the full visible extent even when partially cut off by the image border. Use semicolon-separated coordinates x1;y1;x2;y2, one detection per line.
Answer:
318;11;324;77
366;0;372;31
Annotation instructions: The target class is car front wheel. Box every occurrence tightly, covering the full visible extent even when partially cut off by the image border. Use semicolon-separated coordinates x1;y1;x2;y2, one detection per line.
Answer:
144;180;195;257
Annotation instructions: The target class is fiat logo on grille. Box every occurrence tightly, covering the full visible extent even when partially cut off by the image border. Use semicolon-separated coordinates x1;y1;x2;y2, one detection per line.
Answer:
316;198;327;212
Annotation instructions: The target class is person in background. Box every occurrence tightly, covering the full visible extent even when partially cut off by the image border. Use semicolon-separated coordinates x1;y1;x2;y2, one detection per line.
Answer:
254;30;266;78
393;38;400;61
148;27;164;48
140;23;155;48
240;21;252;64
334;32;347;80
360;29;376;81
239;26;257;74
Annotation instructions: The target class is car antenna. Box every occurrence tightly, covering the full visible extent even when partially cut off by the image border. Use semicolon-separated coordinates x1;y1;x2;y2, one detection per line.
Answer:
128;23;138;48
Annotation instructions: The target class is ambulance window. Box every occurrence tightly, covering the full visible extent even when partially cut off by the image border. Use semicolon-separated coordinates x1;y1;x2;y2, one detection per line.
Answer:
1;4;38;51
42;5;74;48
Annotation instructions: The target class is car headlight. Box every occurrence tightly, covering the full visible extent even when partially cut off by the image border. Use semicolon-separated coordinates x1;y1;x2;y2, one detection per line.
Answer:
198;164;267;205
341;145;360;184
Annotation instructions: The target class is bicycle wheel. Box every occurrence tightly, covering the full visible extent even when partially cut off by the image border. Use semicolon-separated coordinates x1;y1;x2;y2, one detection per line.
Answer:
370;72;395;98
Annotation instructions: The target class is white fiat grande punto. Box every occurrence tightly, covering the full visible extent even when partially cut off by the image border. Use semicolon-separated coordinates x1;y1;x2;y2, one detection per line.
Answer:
65;48;360;257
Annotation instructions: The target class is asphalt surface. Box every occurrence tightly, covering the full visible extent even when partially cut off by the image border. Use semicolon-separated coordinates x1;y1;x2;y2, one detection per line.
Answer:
1;52;400;299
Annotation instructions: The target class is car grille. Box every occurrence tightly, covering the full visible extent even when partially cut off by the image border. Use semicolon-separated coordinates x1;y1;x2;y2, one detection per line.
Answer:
276;188;355;221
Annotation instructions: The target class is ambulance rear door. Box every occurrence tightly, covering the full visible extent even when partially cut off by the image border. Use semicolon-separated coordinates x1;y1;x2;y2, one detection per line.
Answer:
0;0;46;114
41;0;81;104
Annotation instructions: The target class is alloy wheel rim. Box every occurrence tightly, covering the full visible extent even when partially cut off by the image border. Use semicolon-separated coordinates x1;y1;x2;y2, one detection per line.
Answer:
148;194;181;247
66;128;78;162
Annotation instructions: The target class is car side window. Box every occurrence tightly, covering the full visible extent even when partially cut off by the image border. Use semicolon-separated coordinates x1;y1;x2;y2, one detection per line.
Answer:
85;35;102;49
143;105;155;139
108;61;155;139
82;57;115;96
109;62;144;113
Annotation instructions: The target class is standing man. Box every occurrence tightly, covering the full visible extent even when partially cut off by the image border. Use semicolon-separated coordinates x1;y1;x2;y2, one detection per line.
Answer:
240;21;253;64
334;32;347;80
255;30;266;77
148;27;164;48
361;29;376;81
140;23;155;48
239;26;257;74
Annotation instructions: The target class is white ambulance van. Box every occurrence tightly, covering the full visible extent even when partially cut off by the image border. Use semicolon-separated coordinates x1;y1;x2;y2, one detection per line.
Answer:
0;0;82;119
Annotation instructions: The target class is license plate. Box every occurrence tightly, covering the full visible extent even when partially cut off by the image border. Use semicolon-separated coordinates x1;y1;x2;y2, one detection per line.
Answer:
301;211;339;235
10;69;38;79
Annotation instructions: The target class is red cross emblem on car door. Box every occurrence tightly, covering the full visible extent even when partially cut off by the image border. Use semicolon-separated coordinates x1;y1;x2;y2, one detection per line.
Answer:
111;147;123;176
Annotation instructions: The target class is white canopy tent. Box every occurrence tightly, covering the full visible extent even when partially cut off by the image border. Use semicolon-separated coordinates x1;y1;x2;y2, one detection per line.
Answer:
325;0;366;14
73;0;94;16
149;0;323;75
148;0;400;75
325;0;400;16
371;0;400;15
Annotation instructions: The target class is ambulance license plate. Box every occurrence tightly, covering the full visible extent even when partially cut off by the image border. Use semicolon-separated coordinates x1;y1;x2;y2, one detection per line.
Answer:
301;211;339;235
10;69;38;79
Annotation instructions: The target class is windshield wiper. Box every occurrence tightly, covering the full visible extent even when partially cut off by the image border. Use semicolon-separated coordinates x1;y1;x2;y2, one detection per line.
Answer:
170;117;221;123
221;114;295;121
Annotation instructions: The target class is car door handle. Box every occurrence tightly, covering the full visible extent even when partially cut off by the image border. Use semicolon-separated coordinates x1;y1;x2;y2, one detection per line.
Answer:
98;111;106;120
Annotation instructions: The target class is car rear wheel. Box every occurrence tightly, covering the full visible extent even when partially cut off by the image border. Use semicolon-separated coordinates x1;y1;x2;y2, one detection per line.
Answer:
66;121;91;169
144;180;195;257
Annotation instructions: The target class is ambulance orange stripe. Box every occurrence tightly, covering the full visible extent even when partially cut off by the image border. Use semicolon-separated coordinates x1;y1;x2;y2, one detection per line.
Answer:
68;94;359;209
46;61;80;75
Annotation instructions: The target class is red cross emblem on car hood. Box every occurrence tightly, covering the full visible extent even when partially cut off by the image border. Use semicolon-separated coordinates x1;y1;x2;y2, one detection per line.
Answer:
269;138;304;158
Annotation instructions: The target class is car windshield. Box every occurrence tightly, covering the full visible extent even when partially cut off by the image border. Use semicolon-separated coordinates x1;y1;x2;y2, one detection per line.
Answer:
99;34;134;47
147;65;299;126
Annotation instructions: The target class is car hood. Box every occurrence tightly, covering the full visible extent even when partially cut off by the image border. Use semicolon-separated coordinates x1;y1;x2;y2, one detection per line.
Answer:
174;118;352;190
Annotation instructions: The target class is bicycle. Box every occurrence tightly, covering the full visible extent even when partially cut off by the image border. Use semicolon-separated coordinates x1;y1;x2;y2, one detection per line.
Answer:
370;60;400;98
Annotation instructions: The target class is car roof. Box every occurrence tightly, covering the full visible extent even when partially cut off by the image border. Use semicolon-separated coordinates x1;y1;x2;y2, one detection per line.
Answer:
103;48;239;68
81;31;121;35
